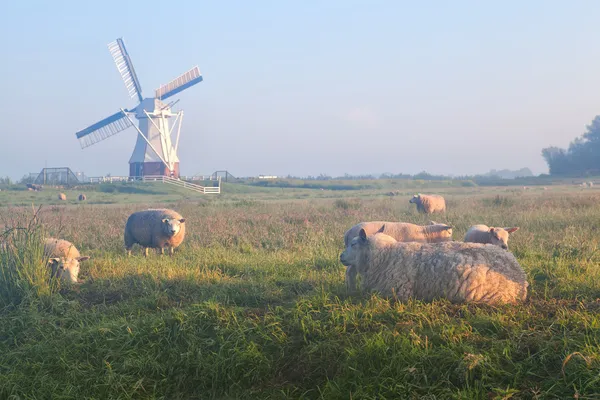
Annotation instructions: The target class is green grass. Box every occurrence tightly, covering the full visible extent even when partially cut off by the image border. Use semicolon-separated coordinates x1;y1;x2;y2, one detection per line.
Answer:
0;185;600;398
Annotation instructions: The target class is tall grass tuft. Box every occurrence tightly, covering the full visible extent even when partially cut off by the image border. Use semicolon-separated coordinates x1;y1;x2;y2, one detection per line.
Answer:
0;207;55;308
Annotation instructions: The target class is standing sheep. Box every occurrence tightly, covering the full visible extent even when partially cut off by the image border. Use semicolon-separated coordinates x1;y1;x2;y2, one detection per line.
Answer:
340;228;528;304
464;225;519;250
124;209;186;256
58;193;67;201
78;194;87;201
343;221;453;290
44;238;90;283
409;193;446;214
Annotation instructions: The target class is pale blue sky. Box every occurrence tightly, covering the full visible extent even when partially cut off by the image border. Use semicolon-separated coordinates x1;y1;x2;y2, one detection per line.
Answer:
2;0;599;179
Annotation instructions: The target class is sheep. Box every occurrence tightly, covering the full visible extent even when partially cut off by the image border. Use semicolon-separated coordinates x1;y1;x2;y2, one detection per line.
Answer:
58;193;66;201
409;193;446;214
340;228;528;304
44;238;90;283
124;209;186;256
78;194;87;201
464;225;519;250
343;221;453;290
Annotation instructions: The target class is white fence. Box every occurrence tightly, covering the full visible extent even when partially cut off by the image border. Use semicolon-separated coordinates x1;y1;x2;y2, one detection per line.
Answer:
86;175;220;194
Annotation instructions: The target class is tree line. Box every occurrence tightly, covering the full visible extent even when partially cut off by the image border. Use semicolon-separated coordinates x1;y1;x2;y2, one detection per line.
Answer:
542;115;600;176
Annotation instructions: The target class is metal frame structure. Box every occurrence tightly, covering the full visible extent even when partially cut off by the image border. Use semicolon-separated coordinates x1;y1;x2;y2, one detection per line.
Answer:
74;38;203;179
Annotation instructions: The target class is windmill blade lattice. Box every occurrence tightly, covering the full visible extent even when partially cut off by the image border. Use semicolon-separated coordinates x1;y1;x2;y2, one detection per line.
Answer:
108;38;144;102
155;66;203;100
75;111;133;148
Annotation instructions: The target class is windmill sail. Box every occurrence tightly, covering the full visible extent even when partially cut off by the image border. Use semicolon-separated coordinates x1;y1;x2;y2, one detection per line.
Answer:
155;66;203;100
108;38;144;102
76;111;133;148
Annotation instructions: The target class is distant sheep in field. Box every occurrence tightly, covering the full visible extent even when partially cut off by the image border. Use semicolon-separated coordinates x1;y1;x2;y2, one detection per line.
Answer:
340;228;529;304
464;225;519;250
58;193;66;201
343;221;453;290
78;194;86;201
124;208;186;256
409;193;446;214
44;238;90;283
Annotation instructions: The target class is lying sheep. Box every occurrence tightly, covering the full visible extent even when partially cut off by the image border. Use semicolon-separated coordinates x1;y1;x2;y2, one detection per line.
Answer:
340;228;528;304
44;238;90;283
343;221;453;290
409;193;446;214
78;194;86;201
58;193;66;201
124;208;186;256
464;225;519;250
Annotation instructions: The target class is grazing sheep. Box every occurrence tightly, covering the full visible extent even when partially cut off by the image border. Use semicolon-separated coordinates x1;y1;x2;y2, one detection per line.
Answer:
78;194;87;201
58;193;67;201
44;238;90;283
464;225;519;250
343;221;453;290
340;229;528;304
124;209;186;256
409;193;446;214
589;182;594;188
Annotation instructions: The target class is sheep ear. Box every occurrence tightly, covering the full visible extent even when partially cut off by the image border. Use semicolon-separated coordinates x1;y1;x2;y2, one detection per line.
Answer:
504;227;519;234
47;258;59;266
428;220;437;225
179;218;185;223
76;256;90;262
489;227;495;233
359;229;367;242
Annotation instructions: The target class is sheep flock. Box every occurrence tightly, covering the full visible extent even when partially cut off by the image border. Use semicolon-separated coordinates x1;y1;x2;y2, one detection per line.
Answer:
30;192;531;306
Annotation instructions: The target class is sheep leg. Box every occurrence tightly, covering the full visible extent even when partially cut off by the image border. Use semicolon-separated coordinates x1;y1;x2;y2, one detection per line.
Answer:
345;265;358;292
169;247;174;256
144;247;149;257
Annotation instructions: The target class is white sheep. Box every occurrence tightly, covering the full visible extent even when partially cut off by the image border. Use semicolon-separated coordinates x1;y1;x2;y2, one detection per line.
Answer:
124;209;186;256
343;221;453;291
44;238;90;283
58;193;67;201
340;228;528;304
409;193;446;214
464;225;519;250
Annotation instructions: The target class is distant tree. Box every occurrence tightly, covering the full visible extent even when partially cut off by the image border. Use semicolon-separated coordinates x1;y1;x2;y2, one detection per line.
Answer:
542;115;600;176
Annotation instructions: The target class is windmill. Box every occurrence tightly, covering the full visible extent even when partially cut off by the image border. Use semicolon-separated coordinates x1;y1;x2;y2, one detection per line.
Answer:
75;38;203;178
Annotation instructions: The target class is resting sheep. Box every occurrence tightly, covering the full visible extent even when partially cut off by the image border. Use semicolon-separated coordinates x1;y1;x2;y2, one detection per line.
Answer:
44;238;90;283
464;225;519;250
340;228;528;304
78;194;86;201
409;193;446;214
58;193;67;201
124;209;186;256
343;221;453;290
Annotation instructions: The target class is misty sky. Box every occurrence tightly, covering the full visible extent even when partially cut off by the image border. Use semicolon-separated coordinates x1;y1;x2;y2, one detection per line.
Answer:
2;0;600;180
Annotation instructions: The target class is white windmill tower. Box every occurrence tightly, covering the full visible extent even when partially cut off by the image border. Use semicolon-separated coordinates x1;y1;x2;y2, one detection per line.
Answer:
75;38;203;178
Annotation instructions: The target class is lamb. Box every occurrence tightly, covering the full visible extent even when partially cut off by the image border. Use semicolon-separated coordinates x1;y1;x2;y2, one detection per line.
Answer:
58;193;67;201
124;208;186;256
339;228;528;304
409;193;446;214
44;238;90;283
343;221;453;290
464;225;519;250
78;194;86;201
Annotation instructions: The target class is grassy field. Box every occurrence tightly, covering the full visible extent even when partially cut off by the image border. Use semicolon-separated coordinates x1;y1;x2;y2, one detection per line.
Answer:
0;183;599;399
